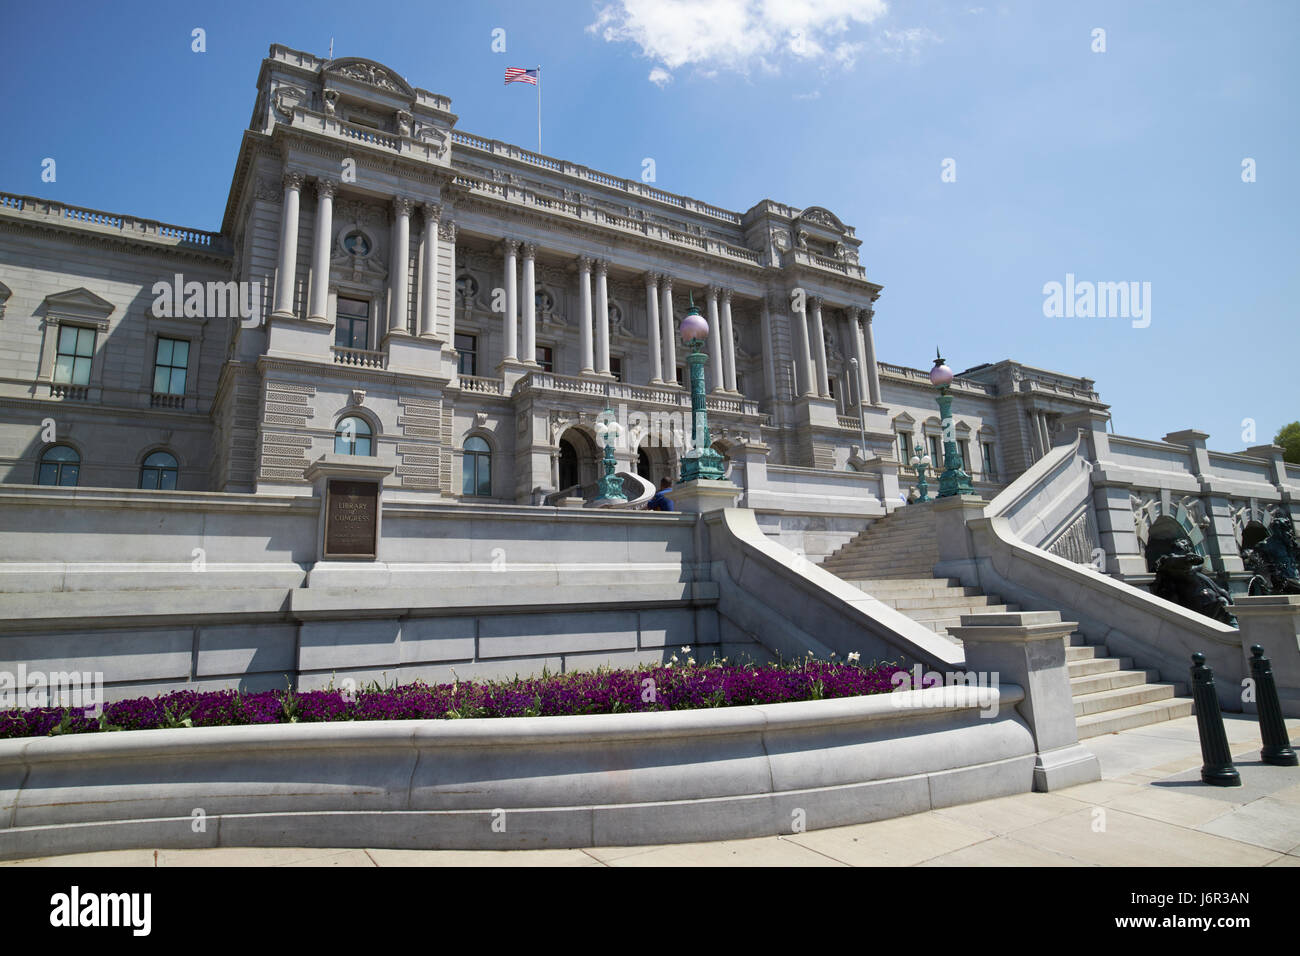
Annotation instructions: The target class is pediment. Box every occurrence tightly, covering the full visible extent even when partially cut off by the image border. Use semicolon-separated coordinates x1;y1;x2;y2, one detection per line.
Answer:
44;287;115;327
325;58;415;100
796;206;847;235
891;411;916;427
955;421;973;435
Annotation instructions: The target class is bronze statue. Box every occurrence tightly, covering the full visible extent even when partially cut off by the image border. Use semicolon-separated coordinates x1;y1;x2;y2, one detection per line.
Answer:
1151;535;1237;626
1245;515;1300;596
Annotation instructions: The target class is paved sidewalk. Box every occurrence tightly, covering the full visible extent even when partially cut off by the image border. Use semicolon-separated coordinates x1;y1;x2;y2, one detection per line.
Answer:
5;713;1299;867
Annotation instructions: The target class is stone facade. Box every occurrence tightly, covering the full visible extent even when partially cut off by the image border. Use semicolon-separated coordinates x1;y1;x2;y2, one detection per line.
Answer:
0;44;1106;504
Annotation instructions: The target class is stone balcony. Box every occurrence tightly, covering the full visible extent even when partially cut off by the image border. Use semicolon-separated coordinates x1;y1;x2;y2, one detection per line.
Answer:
0;192;229;257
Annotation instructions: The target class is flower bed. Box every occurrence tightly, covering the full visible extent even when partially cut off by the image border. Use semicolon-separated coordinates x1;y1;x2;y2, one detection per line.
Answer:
0;658;919;739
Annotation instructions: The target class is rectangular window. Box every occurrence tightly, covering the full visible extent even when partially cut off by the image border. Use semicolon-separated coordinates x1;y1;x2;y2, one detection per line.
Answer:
54;326;95;385
336;297;371;350
455;332;477;377
152;337;189;395
898;431;913;462
929;435;942;470
536;345;554;372
960;439;972;472
609;356;622;382
982;442;997;478
675;366;685;386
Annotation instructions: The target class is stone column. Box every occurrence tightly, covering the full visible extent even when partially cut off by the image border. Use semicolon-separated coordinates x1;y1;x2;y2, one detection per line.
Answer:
307;179;336;322
862;306;882;404
760;293;778;403
595;259;611;375
810;295;830;398
501;238;519;361
441;220;458;361
521;242;537;364
645;272;663;384
661;276;677;384
847;306;868;408
706;286;724;392
388;196;412;335
271;171;305;318
578;256;594;374
720;289;738;393
792;290;814;397
419;203;441;337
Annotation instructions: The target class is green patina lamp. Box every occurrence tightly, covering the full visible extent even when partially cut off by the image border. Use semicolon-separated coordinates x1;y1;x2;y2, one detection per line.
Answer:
929;348;975;498
678;295;725;482
909;442;932;502
594;409;627;502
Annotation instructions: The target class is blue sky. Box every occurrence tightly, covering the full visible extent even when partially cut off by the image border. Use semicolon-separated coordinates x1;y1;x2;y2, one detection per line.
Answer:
3;0;1296;449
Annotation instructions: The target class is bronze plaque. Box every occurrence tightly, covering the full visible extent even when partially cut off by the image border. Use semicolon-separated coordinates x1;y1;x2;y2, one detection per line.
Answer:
324;479;379;558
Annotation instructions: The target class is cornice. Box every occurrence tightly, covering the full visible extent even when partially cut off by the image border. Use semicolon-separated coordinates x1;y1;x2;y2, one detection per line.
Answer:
0;215;232;267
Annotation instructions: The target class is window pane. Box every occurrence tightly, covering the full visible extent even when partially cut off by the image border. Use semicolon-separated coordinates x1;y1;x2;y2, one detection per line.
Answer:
72;357;92;385
54;355;74;384
59;465;79;486
58;326;77;354
156;338;173;366
462;458;475;495
38;463;57;485
172;339;189;366
466;436;489;453
159;469;177;490
338;297;369;318
356;436;372;457
152;366;170;393
334;435;350;454
76;329;95;356
477;459;491;496
140;468;159;490
170;368;187;394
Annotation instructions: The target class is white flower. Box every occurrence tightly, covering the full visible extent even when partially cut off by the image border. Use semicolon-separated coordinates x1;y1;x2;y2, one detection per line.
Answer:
847;651;861;665
681;645;691;653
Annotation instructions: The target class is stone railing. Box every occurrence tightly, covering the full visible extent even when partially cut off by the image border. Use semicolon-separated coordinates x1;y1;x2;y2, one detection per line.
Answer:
519;372;759;417
150;392;186;410
877;362;994;396
0;191;227;251
458;375;504;395
837;415;862;430
339;120;400;151
47;383;88;401
330;345;386;369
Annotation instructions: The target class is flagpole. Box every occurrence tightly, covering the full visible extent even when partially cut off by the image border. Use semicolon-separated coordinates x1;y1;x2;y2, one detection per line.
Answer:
537;65;542;154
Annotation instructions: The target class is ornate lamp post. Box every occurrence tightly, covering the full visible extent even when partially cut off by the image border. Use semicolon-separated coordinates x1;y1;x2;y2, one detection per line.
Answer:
678;296;726;482
909;443;932;502
930;348;974;498
594;408;627;503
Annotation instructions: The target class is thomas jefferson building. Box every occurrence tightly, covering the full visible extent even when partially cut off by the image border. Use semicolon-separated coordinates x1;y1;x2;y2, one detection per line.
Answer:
0;45;1106;532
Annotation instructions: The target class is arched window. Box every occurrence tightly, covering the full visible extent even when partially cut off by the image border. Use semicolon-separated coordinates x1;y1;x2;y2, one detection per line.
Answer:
462;436;491;497
37;445;79;486
335;416;373;456
140;451;179;490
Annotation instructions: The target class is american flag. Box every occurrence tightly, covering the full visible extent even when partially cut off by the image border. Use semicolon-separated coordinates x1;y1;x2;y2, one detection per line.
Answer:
504;67;538;86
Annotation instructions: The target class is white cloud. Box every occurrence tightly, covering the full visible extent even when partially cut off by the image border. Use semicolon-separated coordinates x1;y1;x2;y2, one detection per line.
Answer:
648;66;673;87
875;27;941;58
793;90;822;100
588;0;895;78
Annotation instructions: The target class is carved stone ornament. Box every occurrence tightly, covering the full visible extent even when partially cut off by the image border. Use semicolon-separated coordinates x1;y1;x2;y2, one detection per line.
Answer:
273;86;308;118
351;389;366;406
801;208;836;228
475;411;489;429
395;111;412;137
413;123;449;157
438;220;457;242
333;61;408;95
323;89;339;115
254;177;283;204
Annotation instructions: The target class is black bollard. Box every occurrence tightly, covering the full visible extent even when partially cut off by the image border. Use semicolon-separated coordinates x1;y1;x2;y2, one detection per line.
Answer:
1249;645;1298;767
1190;652;1242;786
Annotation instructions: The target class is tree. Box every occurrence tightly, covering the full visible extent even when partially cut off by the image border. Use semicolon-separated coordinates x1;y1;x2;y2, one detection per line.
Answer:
1276;422;1300;464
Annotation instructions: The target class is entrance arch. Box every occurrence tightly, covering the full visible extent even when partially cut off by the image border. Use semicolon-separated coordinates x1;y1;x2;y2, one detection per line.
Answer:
557;427;599;495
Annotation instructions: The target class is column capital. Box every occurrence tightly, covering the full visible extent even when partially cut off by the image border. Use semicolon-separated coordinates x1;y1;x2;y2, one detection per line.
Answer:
863;305;875;323
577;254;594;272
844;304;861;321
721;287;734;303
521;241;537;259
422;201;442;222
764;291;784;311
438;220;457;242
316;178;339;199
808;293;824;310
707;284;722;300
662;274;674;292
392;196;413;217
645;271;661;287
501;237;520;256
594;258;609;277
282;170;306;191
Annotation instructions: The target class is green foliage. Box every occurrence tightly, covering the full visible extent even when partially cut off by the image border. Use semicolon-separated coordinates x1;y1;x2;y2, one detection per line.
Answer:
1276;422;1300;464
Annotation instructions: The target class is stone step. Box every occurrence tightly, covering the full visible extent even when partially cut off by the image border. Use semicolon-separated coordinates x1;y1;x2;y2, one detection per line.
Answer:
1066;644;1108;661
1075;697;1196;739
1068;656;1133;678
825;559;938;572
883;594;1011;611
845;582;982;599
1073;682;1183;717
1069;668;1160;697
851;577;964;590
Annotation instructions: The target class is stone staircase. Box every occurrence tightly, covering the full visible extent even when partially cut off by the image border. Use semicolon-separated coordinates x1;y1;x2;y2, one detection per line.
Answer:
820;504;1194;738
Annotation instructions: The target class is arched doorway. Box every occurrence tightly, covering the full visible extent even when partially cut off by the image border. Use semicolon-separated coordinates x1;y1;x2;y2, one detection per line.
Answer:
559;438;579;491
557;427;600;495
